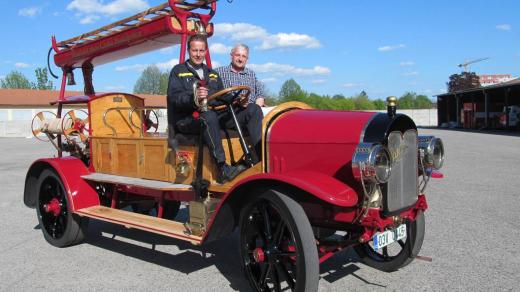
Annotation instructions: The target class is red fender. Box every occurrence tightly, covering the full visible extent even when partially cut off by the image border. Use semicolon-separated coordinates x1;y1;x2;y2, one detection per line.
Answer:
24;157;99;211
202;170;359;243
226;170;358;207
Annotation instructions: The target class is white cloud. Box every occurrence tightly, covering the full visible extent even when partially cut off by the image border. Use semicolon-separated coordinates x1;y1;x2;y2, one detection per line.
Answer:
342;83;362;88
105;85;126;91
208;60;221;68
210;43;232;54
15;62;30;69
0;75;5;80
496;24;511;31
67;0;149;16
378;44;406;52
115;64;148;72
80;15;100;24
311;79;327;84
259;33;320;50
115;59;179;72
215;23;320;50
249;62;330;76
402;71;419;76
261;77;277;83
215;23;268;40
400;61;415;67
115;59;221;72
19;7;42;17
159;47;174;54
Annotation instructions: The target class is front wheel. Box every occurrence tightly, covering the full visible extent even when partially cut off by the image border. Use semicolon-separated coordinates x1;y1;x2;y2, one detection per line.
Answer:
36;169;89;247
354;211;425;272
239;190;319;292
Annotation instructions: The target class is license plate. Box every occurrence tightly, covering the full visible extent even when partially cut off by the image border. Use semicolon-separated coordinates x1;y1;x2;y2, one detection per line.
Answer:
373;224;407;250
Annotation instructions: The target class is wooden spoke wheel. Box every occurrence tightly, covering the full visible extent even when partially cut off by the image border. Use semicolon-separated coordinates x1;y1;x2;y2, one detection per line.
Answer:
239;190;319;292
354;211;425;272
31;111;57;142
207;85;251;110
61;110;89;143
36;169;89;247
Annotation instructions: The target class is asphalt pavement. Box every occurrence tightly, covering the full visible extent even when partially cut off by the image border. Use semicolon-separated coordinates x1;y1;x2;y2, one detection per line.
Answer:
0;128;519;291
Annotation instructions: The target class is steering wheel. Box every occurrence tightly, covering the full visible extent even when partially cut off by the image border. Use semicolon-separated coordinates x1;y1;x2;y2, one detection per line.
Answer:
144;109;159;132
61;110;89;143
207;85;251;110
31;111;57;142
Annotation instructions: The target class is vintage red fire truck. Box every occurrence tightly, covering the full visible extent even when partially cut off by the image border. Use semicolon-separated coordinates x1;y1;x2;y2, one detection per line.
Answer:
23;1;445;291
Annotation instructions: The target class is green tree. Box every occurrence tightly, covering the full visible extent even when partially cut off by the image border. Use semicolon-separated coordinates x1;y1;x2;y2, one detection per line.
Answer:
398;92;416;109
0;71;32;89
415;94;433;109
373;98;386;110
352;91;375;110
279;79;305;100
33;67;54;90
133;65;167;95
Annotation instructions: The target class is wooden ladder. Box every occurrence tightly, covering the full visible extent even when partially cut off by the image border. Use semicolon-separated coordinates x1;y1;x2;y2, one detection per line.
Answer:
56;1;212;49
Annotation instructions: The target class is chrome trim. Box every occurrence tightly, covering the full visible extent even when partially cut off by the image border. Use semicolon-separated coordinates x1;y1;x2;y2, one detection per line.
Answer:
385;129;419;213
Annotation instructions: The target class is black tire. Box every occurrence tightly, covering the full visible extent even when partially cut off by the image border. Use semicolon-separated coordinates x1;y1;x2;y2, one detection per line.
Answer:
36;169;89;247
354;211;425;272
239;190;319;292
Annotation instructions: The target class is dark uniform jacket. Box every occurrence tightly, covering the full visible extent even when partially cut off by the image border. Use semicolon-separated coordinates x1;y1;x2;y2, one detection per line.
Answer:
167;60;225;128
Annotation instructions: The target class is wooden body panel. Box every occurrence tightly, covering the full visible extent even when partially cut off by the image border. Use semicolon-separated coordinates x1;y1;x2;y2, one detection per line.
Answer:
89;93;144;138
91;135;258;186
113;139;140;177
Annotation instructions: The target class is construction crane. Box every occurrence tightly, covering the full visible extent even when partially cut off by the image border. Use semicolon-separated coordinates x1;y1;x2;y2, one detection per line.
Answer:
458;57;489;72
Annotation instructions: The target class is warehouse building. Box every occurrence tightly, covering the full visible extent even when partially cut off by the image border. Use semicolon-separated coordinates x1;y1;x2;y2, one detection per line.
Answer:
437;78;520;129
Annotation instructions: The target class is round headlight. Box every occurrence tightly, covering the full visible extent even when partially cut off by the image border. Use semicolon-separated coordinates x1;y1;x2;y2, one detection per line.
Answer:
352;143;392;183
372;144;392;183
431;138;444;169
418;136;445;170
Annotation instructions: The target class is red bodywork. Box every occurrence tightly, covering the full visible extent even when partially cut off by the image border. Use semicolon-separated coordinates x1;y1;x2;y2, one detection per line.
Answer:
267;109;375;182
29;157;99;211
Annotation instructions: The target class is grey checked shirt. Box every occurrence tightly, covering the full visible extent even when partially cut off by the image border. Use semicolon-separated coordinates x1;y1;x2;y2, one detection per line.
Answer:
214;65;265;104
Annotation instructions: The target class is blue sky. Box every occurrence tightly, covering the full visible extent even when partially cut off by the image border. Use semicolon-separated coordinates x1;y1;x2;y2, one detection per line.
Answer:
1;0;519;100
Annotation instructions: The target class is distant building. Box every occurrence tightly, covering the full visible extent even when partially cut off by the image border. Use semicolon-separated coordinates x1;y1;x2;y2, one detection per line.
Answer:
478;74;514;87
0;89;165;137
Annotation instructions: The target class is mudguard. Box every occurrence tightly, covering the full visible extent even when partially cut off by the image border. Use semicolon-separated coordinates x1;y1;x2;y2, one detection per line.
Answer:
24;157;99;211
203;170;359;243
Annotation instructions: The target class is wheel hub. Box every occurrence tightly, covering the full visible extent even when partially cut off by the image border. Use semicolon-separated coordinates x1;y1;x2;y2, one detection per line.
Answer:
253;247;265;263
44;198;62;217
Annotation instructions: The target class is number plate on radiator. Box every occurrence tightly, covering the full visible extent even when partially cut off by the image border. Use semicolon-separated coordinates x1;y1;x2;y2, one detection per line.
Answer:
373;224;407;250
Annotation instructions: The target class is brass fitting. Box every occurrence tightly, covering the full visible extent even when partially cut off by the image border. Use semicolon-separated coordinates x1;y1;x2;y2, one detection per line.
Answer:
387;96;398;118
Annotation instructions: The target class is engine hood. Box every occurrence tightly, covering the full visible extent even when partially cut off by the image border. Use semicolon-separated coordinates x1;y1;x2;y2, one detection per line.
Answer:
268;109;376;144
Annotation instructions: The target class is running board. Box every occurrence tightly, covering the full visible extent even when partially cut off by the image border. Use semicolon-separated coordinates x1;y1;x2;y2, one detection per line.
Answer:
82;173;193;191
75;206;203;245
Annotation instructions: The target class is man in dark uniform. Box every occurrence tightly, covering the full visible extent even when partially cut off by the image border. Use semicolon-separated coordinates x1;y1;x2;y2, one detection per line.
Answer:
167;34;253;184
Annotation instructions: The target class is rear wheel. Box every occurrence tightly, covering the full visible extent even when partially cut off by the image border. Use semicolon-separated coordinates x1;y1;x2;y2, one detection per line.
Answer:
36;169;89;247
354;211;425;272
239;190;319;292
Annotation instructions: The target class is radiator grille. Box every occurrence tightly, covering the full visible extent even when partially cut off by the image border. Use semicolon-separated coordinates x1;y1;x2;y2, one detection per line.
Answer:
385;130;418;213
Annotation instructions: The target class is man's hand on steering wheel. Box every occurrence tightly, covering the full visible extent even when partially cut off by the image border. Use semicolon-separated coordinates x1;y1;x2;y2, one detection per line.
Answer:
207;85;251;109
